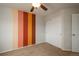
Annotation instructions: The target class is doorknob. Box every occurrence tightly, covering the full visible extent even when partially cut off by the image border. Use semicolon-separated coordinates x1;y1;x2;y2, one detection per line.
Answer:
72;34;75;36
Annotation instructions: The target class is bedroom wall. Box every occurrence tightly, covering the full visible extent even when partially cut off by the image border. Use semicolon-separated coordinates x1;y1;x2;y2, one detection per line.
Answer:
0;6;44;52
45;7;79;51
62;8;79;51
0;7;13;52
45;10;64;49
36;15;45;44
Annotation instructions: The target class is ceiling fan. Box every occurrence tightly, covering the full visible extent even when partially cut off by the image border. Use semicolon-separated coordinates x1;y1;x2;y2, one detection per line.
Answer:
30;3;48;12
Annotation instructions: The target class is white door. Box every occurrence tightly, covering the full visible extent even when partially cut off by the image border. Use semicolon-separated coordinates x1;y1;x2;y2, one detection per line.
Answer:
72;14;79;52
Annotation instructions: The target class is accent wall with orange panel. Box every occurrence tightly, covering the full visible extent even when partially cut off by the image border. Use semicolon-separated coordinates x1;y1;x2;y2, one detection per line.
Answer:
0;8;36;52
18;11;36;48
0;7;36;52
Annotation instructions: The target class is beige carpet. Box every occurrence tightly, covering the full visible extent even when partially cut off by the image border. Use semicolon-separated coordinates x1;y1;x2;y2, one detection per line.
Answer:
0;42;79;56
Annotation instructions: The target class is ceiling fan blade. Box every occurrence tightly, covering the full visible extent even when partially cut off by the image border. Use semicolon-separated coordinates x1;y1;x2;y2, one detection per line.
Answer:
30;6;34;12
40;4;48;11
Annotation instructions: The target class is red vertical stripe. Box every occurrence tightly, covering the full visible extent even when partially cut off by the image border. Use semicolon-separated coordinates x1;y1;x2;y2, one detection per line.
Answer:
23;12;28;46
32;14;36;44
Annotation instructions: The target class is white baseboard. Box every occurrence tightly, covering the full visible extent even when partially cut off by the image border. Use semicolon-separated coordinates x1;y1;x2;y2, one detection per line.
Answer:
0;44;35;54
46;42;72;51
0;42;47;54
61;48;72;51
46;42;62;49
0;42;72;54
0;47;23;54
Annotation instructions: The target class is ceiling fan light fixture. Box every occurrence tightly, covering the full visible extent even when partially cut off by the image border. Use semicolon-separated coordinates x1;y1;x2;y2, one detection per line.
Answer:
32;3;41;8
30;3;48;12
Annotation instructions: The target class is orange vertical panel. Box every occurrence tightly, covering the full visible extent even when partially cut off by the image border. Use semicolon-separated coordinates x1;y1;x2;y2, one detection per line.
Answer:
18;11;23;48
28;13;32;45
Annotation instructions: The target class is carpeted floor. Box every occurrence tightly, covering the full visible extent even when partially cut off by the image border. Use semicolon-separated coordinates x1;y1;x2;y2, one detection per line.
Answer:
0;42;79;56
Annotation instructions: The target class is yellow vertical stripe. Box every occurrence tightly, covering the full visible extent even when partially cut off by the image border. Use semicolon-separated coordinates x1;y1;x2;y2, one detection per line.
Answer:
12;9;18;48
28;13;32;45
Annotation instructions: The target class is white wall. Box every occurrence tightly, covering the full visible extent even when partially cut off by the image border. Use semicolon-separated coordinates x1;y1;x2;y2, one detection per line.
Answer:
0;7;13;52
36;15;45;44
1;5;79;52
45;7;79;51
45;10;64;49
62;8;79;51
0;6;45;52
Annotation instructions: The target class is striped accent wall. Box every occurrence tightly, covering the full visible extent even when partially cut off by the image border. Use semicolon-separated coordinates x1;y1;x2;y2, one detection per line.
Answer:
0;8;36;52
13;10;36;48
18;11;23;48
23;12;28;46
28;13;32;45
32;14;36;44
19;11;35;48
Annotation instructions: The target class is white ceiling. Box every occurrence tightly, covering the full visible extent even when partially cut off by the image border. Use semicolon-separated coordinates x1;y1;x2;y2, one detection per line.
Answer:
0;3;79;16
